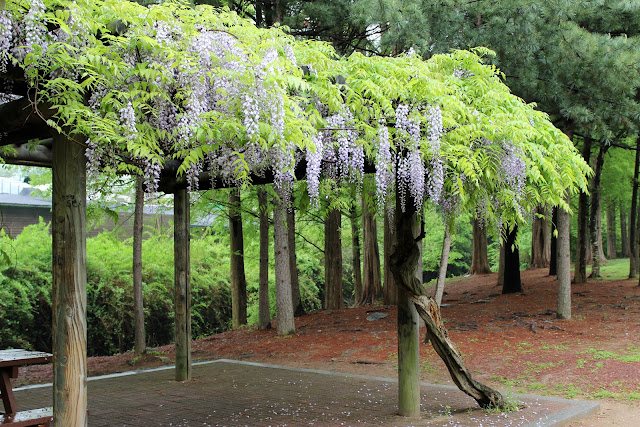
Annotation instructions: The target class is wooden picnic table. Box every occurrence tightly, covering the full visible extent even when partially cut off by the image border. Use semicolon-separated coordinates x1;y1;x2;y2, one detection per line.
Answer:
0;349;52;426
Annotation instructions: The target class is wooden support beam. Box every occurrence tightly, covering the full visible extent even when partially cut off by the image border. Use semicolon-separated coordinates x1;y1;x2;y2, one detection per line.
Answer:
174;188;191;381
396;200;421;417
51;134;88;426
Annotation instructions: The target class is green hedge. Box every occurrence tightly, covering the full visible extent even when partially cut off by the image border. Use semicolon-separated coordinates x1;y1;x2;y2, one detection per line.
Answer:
0;220;231;356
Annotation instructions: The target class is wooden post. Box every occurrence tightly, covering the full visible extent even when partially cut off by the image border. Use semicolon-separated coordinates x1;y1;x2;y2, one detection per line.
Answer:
396;200;421;417
52;134;88;426
174;188;191;381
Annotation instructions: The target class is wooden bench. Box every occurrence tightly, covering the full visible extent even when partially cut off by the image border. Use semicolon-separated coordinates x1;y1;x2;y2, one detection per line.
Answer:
0;408;52;427
0;350;53;427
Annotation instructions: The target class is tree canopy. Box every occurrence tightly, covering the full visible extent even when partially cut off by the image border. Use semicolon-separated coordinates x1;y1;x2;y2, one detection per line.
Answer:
1;0;589;230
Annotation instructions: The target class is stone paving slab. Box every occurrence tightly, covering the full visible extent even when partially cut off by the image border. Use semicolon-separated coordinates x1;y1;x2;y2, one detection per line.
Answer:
12;359;599;426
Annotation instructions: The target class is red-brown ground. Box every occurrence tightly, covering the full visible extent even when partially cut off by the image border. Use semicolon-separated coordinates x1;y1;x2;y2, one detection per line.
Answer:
19;268;640;424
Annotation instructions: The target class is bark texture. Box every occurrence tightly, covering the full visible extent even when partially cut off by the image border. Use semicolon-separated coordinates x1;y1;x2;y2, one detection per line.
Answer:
502;225;522;294
324;209;343;310
257;188;271;330
557;198;572;319
434;225;451;307
621;206;630;257
383;211;397;305
229;188;247;328
133;176;146;354
468;218;491;274
589;144;608;278
606;203;616;259
630;138;640;277
273;197;295;335
360;198;381;305
287;206;304;316
350;203;363;304
549;207;558;276
390;196;504;410
530;206;550;268
52;134;88;426
174;189;191;381
574;139;592;284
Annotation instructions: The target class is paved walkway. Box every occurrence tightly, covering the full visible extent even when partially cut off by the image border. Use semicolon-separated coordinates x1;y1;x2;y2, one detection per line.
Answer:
14;359;598;426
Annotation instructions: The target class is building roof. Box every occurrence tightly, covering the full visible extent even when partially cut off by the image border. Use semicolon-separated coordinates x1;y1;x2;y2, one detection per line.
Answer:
0;193;52;207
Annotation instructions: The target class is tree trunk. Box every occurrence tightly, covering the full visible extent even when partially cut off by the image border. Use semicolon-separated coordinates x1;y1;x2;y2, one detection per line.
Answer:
574;138;592;284
390;193;504;410
497;241;505;287
589;143;608;278
383;211;397;305
350;203;363;304
229;188;247;328
324;209;343;310
468;217;491;274
360;197;382;305
606;202;616;259
133;176;146;354
557;195;571;319
257;188;271;330
273;195;295;335
434;224;451;306
530;206;550;268
621;205;630;257
52;134;88;426
174;188;191;381
287;205;304;316
549;207;558;275
502;225;522;294
629;138;640;277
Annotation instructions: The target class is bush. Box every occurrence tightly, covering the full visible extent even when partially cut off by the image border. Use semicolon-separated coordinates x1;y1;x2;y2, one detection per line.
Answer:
0;222;232;356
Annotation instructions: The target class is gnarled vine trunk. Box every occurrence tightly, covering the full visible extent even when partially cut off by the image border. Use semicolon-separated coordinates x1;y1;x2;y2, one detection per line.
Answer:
390;196;504;410
434;224;451;306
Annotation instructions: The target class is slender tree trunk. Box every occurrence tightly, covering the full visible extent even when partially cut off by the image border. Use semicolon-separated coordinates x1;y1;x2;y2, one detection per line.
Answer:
530;206;550;268
589;143;608;278
350;203;363;304
273;194;295;335
574;138;592;284
360;197;381;305
257;188;271;330
606;202;616;259
497;241;506;288
287;205;304;316
174;188;191;381
325;209;343;310
434;224;451;307
468;217;491;274
133;176;146;354
549;207;558;275
390;193;504;410
229;188;247;328
557;195;572;319
383;211;397;305
502;225;522;294
629;139;640;277
596;197;606;262
621;205;630;257
52;134;88;426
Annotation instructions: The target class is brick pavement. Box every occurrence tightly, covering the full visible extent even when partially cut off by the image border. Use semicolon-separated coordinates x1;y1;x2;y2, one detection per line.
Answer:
12;359;598;426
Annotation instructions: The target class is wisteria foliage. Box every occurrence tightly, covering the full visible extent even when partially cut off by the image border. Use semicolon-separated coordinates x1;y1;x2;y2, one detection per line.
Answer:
1;0;591;228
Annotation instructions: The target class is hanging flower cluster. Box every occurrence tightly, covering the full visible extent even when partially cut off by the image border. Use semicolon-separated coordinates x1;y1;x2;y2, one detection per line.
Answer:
1;0;590;225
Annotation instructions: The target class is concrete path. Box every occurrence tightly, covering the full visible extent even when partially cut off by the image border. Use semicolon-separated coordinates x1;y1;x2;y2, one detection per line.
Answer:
14;359;599;426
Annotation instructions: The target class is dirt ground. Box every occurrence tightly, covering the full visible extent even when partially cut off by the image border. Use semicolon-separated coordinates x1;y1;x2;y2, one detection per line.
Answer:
20;268;640;425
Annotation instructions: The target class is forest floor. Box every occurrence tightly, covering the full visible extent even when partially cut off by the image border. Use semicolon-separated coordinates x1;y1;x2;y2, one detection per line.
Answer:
21;267;640;425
